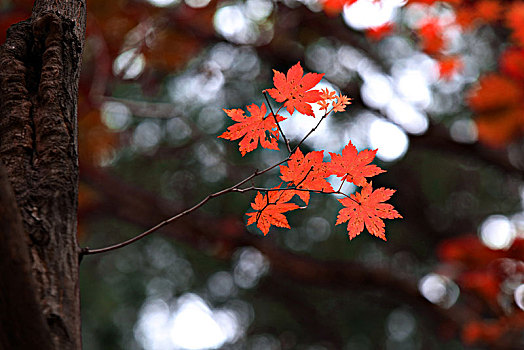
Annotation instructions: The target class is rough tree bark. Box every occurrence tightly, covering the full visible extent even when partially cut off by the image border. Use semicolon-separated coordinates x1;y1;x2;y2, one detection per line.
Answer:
0;1;86;349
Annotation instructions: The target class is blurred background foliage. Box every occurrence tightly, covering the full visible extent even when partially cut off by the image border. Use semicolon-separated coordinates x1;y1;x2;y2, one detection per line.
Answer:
2;0;524;349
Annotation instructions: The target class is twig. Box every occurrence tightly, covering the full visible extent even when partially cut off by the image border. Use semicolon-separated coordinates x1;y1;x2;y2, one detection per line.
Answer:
292;108;332;153
81;156;290;256
81;100;346;256
232;186;353;199
337;177;346;193
264;91;291;154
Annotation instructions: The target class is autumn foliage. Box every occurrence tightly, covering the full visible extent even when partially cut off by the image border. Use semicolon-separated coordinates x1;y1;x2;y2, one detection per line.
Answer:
220;62;401;239
316;0;524;147
2;0;522;348
436;235;524;345
219;103;285;156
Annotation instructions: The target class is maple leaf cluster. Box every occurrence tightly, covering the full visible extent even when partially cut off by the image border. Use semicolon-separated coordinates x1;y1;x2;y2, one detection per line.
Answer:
220;62;401;240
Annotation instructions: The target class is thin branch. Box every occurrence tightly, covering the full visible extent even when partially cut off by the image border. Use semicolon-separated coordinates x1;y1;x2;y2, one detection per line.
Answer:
232;186;353;199
83;105;364;256
83;88;345;255
264;91;291;154
101;96;183;119
81;165;475;333
292;108;332;153
82;155;290;256
337;177;346;193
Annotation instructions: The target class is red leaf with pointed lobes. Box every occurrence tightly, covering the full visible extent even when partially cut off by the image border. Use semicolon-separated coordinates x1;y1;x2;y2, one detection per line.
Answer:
329;141;385;187
246;189;299;235
317;89;351;113
266;62;324;117
331;94;352;113
280;148;333;204
320;88;337;101
336;182;402;240
219;103;285;156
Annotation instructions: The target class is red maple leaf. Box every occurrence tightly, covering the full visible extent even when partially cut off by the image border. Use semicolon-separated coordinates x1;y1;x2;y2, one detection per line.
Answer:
336;182;402;240
246;189;299;235
329;141;385;187
320;88;337;101
266;62;324;117
317;90;352;113
280;148;333;204
331;94;351;113
219;103;285;156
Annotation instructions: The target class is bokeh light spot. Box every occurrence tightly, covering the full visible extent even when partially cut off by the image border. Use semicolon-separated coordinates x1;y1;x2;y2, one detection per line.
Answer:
101;101;131;131
170;294;232;349
386;98;428;135
343;0;403;30
185;0;210;8
515;284;524;310
450;119;478;143
386;308;416;341
214;5;259;44
113;49;145;80
146;0;180;7
368;119;408;162
419;273;460;308
479;215;516;250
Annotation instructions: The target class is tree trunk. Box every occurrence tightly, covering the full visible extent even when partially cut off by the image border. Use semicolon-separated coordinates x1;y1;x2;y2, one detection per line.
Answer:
0;1;86;349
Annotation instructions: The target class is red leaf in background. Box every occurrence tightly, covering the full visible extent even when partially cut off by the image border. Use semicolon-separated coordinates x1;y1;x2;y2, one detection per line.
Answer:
462;317;524;346
246;189;299;235
455;6;476;28
438;56;463;80
266;62;324;117
467;74;523;113
280;148;333;204
466;73;524;147
336;182;402;240
418;18;445;55
366;22;394;41
438;235;504;267
500;47;524;81
506;2;524;46
329;141;385;187
474;0;503;24
322;0;357;16
219;103;285;156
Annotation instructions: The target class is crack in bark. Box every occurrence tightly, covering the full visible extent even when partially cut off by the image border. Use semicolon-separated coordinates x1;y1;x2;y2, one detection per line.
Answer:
0;9;84;350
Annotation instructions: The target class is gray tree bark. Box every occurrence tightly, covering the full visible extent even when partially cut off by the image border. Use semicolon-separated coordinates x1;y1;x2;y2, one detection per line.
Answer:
0;0;86;349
